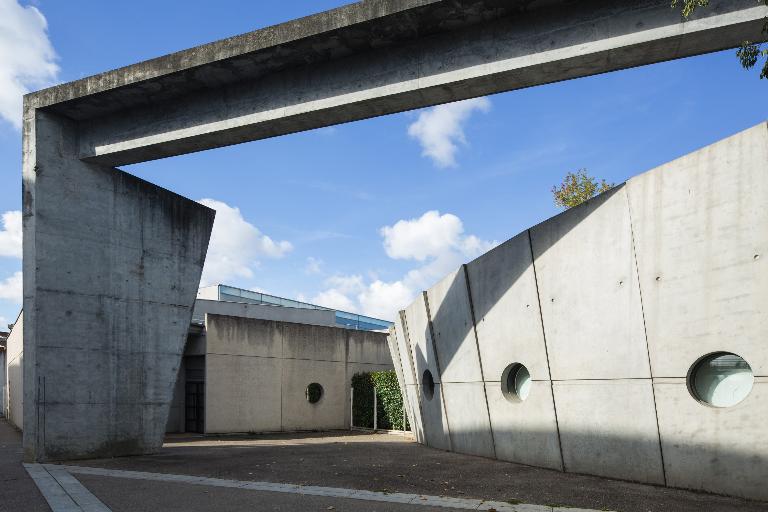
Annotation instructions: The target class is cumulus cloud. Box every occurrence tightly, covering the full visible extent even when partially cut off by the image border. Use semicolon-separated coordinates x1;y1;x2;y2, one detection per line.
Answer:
0;0;59;129
312;210;496;320
407;97;490;168
0;210;22;259
0;271;22;304
198;199;292;287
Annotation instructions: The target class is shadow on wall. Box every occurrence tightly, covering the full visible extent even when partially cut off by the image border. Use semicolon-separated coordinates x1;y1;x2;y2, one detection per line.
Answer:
427;185;626;377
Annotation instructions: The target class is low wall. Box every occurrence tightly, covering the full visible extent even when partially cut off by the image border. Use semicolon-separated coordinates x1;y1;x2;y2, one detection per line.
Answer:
204;314;392;434
389;122;768;501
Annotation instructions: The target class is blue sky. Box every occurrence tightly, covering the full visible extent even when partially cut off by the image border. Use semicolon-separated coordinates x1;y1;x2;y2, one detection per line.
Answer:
0;1;766;324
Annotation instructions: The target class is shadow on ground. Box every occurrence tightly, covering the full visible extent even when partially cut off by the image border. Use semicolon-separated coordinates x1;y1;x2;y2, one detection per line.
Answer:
64;431;768;512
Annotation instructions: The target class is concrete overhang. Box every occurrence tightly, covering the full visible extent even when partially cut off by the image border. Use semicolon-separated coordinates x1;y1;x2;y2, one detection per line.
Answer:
23;0;768;167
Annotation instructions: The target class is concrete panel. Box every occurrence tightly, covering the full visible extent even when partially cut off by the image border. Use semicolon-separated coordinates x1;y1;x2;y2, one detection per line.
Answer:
484;381;562;470
22;111;214;461
441;382;494;458
386;329;413;431
404;293;441;384
627;122;768;378
554;380;664;485
165;358;185;434
282;323;345;363
404;384;425;444
205;353;282;434
193;299;335;327
347;363;394;377
206;315;282;359
466;231;550;382
420;383;451;452
531;186;650;380
427;268;482;383
347;330;392;366
394;313;417;386
281;359;347;431
653;377;768;501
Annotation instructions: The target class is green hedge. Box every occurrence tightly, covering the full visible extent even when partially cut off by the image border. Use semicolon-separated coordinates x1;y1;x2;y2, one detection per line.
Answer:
351;370;409;431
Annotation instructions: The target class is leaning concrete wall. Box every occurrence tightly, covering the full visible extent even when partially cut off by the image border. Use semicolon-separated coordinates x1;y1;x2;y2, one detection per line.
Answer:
204;314;392;434
22;111;214;461
5;312;23;430
390;121;768;501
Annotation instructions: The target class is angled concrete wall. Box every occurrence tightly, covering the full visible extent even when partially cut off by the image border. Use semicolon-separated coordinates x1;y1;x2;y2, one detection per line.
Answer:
626;122;768;499
22;111;214;461
390;121;768;500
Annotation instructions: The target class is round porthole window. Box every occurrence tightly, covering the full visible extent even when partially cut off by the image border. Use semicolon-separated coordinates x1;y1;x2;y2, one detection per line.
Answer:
501;363;531;403
688;352;753;408
422;369;435;400
306;383;323;404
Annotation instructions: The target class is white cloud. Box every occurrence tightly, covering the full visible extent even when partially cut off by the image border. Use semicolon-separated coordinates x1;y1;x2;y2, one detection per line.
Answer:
0;210;22;258
311;288;357;312
407;97;490;168
0;271;22;304
0;0;58;129
198;199;292;287
382;210;464;262
304;256;323;275
311;210;496;320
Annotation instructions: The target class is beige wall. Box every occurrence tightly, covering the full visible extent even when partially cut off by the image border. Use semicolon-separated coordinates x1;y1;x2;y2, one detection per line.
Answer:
5;312;23;429
204;314;392;434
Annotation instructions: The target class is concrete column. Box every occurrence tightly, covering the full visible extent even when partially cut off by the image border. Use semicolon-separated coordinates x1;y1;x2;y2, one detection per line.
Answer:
22;109;214;461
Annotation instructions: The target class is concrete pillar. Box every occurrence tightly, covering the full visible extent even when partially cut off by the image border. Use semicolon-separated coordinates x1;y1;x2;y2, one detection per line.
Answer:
22;109;214;461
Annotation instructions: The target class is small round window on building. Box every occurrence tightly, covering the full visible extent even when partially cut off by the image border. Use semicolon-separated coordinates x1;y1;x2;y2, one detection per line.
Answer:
422;369;435;400
688;352;753;408
501;363;531;403
306;383;323;404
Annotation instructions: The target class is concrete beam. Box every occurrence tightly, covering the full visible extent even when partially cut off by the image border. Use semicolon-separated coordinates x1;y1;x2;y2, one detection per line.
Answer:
26;0;768;167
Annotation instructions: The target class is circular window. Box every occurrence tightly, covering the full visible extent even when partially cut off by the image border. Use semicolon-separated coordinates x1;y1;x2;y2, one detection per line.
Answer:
422;369;435;400
306;383;323;404
501;363;531;403
688;352;753;408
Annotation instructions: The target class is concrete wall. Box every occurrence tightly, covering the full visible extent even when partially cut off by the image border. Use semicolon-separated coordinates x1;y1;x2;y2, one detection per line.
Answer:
22;110;214;461
204;314;391;434
5;313;23;430
193;299;335;327
392;122;768;501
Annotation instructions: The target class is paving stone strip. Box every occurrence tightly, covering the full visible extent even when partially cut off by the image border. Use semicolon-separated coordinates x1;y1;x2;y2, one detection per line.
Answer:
23;464;111;512
47;464;613;512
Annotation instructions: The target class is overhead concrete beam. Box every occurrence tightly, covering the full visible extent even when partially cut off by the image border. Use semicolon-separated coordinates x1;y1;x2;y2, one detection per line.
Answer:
26;0;768;167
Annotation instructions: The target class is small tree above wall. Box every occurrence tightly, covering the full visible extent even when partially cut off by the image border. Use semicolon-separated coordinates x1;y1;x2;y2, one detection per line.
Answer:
551;169;615;209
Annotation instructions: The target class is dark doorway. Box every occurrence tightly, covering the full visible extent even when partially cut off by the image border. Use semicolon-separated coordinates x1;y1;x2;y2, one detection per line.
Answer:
185;381;205;433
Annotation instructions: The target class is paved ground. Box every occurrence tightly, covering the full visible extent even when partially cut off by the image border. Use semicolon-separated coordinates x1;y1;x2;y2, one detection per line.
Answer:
3;419;768;512
0;419;49;511
69;431;767;512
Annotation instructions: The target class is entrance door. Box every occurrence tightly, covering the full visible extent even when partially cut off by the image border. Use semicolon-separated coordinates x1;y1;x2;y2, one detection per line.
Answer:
185;382;205;433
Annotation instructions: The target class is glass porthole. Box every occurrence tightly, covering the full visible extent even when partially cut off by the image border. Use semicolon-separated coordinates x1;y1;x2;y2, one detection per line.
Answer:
501;363;531;403
688;352;753;408
422;369;435;400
